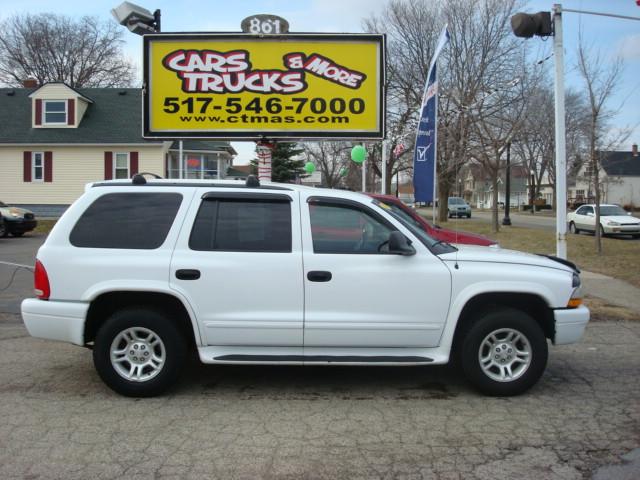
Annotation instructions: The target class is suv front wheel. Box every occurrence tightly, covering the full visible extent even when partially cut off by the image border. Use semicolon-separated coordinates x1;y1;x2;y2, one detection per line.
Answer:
93;308;187;397
460;308;548;396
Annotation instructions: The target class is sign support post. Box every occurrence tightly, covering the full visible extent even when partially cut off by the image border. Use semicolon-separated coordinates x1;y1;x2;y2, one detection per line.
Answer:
256;141;274;182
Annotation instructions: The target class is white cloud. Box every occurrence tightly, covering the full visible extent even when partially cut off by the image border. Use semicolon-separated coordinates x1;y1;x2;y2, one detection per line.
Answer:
617;34;640;60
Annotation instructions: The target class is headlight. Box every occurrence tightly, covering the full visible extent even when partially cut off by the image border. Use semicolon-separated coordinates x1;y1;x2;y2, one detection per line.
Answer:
607;221;620;226
568;273;582;308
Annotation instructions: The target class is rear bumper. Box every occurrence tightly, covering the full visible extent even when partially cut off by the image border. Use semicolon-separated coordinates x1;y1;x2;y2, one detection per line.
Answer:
553;305;590;345
21;298;88;346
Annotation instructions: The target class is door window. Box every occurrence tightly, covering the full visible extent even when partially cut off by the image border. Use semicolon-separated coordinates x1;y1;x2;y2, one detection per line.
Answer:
309;202;393;254
190;198;291;252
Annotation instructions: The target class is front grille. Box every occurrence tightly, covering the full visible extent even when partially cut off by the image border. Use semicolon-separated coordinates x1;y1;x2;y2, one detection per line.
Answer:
23;213;34;220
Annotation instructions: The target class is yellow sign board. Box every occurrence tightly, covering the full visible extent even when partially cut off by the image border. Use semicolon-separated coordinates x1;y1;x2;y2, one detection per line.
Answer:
143;34;385;139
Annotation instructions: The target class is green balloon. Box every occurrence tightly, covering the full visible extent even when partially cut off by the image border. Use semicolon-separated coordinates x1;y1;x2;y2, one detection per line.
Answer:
339;167;348;177
304;162;316;173
351;145;366;163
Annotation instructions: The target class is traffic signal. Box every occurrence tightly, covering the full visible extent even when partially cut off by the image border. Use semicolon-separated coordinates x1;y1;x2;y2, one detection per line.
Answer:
510;12;552;38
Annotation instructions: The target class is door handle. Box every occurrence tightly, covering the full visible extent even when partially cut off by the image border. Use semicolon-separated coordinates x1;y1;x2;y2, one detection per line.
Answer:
307;271;332;282
175;269;201;280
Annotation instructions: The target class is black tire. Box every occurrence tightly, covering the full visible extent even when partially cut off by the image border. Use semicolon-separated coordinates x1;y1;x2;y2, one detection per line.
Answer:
93;308;187;397
569;222;579;234
599;224;606;237
0;218;6;238
11;232;24;237
467;213;471;218
460;308;548;396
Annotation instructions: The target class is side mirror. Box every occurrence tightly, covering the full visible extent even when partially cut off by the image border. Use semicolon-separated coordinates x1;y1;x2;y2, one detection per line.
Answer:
587;212;594;217
388;231;416;256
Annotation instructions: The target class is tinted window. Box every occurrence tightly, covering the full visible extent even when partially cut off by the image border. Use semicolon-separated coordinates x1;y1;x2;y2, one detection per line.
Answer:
309;203;393;254
190;199;291;252
70;193;182;249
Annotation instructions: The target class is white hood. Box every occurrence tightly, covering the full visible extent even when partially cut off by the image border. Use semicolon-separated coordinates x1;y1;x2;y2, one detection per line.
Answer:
602;215;640;224
439;244;576;273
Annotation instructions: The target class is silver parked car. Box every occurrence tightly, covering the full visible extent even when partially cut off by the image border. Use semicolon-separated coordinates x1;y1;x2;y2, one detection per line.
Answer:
448;197;471;218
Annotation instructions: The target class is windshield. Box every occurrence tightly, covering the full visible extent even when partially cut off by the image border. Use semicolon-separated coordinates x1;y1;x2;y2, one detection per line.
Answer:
599;205;627;216
372;199;456;254
448;197;465;205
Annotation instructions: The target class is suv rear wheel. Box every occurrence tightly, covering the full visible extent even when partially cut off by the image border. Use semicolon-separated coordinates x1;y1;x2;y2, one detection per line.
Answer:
461;308;548;396
93;308;187;397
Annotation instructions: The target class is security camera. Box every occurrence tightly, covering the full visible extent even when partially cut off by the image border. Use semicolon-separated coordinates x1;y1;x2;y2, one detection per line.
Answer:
111;1;159;34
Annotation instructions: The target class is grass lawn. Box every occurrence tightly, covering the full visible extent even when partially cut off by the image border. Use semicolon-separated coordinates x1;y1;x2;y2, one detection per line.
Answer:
438;218;640;289
33;219;57;235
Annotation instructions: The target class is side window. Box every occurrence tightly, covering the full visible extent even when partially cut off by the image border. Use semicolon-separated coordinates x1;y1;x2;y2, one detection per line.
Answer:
70;193;182;249
309;202;394;254
32;152;44;181
190;198;291;252
44;100;67;124
575;206;586;215
114;153;129;179
584;206;594;215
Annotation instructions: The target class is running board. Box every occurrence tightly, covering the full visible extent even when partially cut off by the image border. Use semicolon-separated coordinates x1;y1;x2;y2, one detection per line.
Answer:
213;354;433;364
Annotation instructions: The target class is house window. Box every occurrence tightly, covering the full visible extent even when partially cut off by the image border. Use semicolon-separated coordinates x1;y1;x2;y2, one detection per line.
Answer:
32;152;44;181
44;100;67;124
114;153;129;179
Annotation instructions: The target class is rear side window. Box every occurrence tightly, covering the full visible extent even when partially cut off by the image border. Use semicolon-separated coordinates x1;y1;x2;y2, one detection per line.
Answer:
70;193;182;249
190;198;291;252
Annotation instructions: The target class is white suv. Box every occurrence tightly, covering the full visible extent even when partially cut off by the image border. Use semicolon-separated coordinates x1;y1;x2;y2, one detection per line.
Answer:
22;176;589;397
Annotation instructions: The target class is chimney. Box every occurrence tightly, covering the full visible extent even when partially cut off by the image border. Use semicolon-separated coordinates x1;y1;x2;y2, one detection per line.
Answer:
22;78;38;88
633;143;638;157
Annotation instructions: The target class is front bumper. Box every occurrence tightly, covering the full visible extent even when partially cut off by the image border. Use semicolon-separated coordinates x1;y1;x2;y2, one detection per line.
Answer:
5;218;37;233
553;305;590;345
603;224;640;234
21;298;88;346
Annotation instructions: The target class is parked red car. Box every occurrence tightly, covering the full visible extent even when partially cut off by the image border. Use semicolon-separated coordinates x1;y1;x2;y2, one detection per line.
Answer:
368;194;497;247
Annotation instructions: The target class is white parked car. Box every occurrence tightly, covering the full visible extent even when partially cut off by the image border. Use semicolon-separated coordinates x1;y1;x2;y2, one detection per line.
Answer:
22;175;589;397
567;204;640;237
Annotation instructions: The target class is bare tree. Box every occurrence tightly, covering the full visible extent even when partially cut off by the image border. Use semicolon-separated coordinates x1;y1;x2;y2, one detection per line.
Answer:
365;0;529;224
576;40;625;253
303;142;352;188
0;13;135;87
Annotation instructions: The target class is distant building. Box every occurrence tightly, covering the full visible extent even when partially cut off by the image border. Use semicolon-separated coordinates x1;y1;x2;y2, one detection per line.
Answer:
0;82;236;215
571;145;640;207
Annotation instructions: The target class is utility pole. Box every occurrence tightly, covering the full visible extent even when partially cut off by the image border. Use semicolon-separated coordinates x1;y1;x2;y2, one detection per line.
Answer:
510;4;640;259
553;4;567;259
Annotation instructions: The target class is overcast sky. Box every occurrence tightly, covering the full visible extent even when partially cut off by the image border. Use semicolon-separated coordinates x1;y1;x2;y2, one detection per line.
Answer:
1;0;638;164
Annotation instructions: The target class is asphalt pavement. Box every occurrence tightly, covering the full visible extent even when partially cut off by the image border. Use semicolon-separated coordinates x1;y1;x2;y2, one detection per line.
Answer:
1;231;639;479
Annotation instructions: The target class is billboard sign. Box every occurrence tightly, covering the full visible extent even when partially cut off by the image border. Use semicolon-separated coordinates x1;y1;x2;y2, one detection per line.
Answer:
143;33;385;139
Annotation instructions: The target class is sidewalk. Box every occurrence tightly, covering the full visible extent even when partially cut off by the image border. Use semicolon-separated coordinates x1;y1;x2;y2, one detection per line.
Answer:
582;270;640;314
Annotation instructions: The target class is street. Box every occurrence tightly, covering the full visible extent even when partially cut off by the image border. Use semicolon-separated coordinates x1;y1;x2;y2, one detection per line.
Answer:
469;210;556;230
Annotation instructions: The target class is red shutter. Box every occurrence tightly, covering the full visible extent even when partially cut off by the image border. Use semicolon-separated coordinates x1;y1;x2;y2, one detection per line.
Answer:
35;99;42;126
44;151;53;182
23;151;32;182
130;151;139;176
67;99;75;125
104;152;113;180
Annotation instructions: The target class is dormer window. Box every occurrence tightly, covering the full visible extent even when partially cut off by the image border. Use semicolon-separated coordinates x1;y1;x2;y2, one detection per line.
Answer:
44;100;67;124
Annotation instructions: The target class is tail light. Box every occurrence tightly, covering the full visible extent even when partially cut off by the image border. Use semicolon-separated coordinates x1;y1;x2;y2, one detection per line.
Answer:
34;260;50;300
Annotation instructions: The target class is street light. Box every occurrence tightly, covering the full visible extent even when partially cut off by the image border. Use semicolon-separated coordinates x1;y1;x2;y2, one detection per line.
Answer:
502;141;512;226
111;1;161;35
